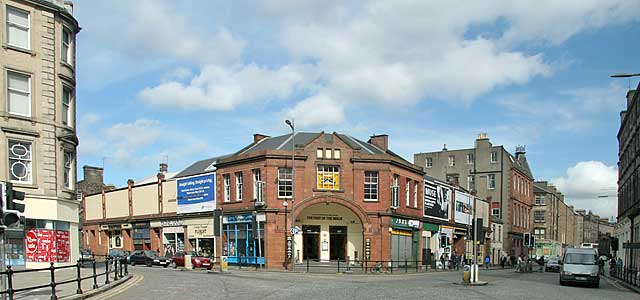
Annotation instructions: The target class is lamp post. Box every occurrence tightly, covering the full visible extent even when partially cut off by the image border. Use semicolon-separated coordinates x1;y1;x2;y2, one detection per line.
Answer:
610;72;640;89
283;200;288;269
285;119;295;271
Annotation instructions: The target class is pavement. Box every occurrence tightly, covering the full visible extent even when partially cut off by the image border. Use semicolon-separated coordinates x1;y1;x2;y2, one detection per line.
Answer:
103;264;639;300
6;263;128;300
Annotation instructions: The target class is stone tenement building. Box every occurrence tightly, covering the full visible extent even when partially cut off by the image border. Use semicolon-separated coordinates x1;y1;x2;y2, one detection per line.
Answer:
0;0;80;266
414;133;534;257
533;181;577;257
617;82;640;269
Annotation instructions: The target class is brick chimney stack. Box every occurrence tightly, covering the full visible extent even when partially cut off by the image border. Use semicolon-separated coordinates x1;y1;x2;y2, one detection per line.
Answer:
368;134;388;151
254;134;270;143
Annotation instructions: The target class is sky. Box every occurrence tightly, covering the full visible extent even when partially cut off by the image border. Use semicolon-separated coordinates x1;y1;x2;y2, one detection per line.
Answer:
73;0;640;219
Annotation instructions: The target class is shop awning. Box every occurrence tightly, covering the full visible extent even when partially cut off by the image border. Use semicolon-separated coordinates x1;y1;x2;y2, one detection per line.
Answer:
423;222;440;232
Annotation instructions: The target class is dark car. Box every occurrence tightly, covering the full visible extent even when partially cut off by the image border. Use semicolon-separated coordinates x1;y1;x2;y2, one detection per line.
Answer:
171;251;212;270
129;250;171;267
546;257;561;272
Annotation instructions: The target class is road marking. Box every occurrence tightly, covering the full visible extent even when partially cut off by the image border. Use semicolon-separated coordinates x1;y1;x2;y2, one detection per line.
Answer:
91;274;144;300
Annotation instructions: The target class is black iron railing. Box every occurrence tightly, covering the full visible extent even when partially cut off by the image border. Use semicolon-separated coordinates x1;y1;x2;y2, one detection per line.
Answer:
292;259;458;274
0;255;128;300
610;265;639;287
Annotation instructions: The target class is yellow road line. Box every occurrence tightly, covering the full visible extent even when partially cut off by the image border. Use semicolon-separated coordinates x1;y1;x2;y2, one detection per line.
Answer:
91;274;144;300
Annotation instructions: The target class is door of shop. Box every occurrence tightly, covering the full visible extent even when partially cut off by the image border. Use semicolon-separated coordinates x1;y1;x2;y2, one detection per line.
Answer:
329;226;347;260
303;225;320;260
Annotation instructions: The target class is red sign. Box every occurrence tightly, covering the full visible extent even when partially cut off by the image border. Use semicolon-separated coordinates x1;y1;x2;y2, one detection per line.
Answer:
25;229;70;263
491;202;500;209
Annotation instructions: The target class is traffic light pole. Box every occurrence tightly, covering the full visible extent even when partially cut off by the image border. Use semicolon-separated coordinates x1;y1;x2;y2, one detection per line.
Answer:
0;227;6;300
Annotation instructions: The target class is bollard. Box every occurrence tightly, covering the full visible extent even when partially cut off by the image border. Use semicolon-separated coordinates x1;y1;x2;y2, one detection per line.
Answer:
76;260;83;294
337;259;340;273
405;260;408;273
306;258;309;273
364;259;367;274
105;258;110;285
7;266;14;300
390;260;393;274
415;261;418;273
50;262;57;300
92;259;98;289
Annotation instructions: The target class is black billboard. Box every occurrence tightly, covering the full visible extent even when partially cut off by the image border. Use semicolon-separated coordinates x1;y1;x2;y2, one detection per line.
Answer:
423;180;450;221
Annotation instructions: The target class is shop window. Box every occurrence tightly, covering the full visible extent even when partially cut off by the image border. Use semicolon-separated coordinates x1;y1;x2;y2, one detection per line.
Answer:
316;165;339;190
24;219;70;263
223;222;265;264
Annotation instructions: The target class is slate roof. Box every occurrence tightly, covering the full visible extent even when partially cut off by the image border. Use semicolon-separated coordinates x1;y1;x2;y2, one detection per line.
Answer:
237;132;386;156
175;154;233;178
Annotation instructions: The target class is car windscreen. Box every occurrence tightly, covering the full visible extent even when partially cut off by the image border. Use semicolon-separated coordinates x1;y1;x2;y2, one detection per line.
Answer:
564;253;596;265
144;251;157;257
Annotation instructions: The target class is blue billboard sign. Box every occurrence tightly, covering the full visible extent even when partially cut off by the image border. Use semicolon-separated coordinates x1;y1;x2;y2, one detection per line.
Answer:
177;173;215;214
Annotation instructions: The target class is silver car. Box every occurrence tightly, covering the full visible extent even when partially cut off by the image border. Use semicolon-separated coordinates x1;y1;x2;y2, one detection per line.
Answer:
559;248;599;288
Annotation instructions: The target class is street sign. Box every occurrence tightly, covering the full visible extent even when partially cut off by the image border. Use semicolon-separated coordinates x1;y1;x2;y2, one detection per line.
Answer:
289;227;299;235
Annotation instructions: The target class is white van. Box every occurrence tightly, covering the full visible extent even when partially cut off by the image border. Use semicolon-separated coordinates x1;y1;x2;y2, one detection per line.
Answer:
559;248;599;288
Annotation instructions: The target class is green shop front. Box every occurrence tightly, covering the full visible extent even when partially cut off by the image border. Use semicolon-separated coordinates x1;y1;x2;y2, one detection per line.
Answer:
389;217;420;267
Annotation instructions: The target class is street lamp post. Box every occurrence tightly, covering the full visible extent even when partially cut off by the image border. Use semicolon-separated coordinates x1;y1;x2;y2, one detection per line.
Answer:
283;200;288;269
285;119;295;271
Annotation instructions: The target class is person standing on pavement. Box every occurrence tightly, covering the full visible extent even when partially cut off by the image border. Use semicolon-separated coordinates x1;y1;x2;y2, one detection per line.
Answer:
440;253;446;270
500;255;506;269
484;254;490;269
451;251;458;270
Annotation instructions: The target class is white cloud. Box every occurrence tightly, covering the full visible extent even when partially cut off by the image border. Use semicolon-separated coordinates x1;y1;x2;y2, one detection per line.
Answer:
139;64;310;111
552;161;618;218
284;94;345;128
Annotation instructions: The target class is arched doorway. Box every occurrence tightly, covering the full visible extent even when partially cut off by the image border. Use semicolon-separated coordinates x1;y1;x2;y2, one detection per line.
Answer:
296;202;364;262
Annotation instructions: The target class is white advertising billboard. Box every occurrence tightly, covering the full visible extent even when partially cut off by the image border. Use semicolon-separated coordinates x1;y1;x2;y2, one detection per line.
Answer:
454;190;473;225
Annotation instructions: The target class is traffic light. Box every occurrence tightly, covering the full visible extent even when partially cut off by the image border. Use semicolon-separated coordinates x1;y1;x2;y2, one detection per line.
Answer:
2;182;25;227
529;234;536;249
440;234;448;248
523;233;530;247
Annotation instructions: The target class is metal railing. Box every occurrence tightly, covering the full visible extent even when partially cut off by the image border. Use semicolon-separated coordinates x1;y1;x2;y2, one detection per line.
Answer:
0;255;128;300
293;259;459;274
610;265;639;287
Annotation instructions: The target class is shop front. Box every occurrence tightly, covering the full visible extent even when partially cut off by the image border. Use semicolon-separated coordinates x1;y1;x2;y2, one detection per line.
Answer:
132;222;151;251
186;218;215;258
390;217;419;267
223;213;265;265
421;222;440;266
6;228;25;266
296;202;364;263
25;219;71;264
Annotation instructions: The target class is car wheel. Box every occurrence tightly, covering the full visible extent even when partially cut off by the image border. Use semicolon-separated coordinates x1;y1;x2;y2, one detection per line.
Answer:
207;267;212;271
131;261;136;266
171;262;176;268
163;264;168;268
592;281;599;288
192;265;196;270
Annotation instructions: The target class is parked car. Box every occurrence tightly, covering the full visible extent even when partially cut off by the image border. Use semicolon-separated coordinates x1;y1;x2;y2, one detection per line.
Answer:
129;250;171;267
171;251;212;270
546;257;561;272
107;249;129;260
559;248;599;288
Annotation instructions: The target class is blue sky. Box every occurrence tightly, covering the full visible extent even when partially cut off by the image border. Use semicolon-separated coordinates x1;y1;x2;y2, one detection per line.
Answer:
73;0;640;219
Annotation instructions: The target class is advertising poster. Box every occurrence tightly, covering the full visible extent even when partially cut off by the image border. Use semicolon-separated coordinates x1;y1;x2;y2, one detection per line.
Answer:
26;229;70;263
423;180;450;221
454;191;473;225
177;173;216;214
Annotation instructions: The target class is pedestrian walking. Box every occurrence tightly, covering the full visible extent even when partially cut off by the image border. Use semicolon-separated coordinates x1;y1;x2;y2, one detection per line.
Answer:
500;255;506;269
440;253;446;270
451;252;458;270
484;254;490;269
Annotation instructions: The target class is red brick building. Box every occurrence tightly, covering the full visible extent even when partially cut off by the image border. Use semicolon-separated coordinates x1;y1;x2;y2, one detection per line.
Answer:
216;132;426;268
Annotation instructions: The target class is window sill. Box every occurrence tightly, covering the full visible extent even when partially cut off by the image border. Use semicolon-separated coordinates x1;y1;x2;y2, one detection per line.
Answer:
3;44;35;56
10;182;37;189
363;199;379;203
312;188;344;193
60;61;75;71
6;113;34;123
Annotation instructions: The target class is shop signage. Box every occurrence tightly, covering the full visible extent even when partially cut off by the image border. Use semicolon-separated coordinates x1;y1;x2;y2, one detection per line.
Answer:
365;238;371;260
423;180;451;221
454;190;473;225
306;214;343;221
163;226;184;234
225;214;252;223
161;219;184;227
177;173;216;214
391;217;418;229
188;224;214;238
26;229;70;263
391;229;412;237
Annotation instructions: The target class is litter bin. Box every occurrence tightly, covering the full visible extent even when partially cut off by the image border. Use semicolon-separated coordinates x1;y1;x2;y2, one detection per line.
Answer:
463;265;471;283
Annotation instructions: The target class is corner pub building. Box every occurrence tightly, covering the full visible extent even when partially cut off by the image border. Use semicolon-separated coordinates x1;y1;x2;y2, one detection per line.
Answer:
216;132;426;269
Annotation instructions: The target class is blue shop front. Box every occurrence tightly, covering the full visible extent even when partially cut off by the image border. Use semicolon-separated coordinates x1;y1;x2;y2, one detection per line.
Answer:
222;213;265;265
